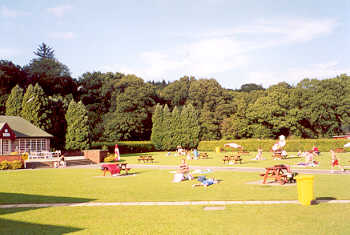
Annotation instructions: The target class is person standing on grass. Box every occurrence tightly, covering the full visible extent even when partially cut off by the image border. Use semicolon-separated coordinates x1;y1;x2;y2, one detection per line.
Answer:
330;150;344;173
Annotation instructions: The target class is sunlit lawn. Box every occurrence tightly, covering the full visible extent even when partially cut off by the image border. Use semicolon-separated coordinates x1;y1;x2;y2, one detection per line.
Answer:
1;204;350;234
1;167;350;234
1;168;350;204
119;151;350;170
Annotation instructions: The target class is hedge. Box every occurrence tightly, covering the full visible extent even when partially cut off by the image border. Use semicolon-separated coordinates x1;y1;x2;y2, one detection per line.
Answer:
92;139;349;154
198;139;349;152
91;141;156;154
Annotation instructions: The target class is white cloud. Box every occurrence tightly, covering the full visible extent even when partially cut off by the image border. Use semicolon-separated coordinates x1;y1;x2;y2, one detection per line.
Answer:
49;32;75;39
247;61;349;88
47;5;72;17
0;6;29;18
100;18;338;82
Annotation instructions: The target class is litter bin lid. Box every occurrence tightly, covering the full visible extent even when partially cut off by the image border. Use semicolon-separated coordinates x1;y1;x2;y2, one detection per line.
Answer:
295;175;314;180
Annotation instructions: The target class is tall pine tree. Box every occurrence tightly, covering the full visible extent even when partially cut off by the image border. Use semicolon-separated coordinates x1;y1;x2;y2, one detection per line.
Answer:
170;106;182;149
162;104;173;150
21;83;51;131
181;104;200;148
6;85;23;116
65;100;90;150
151;104;163;150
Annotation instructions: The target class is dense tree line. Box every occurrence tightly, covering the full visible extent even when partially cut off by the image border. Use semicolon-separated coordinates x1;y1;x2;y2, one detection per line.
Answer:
151;104;200;150
0;43;349;150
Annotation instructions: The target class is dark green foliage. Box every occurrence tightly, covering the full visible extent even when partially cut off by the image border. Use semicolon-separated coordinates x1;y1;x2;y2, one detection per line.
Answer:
34;43;55;59
239;83;265;92
0;60;26;114
47;95;71;150
23;57;76;96
24;43;76;96
180;104;200;148
161;104;172;150
170;106;182;147
92;141;156;153
151;104;164;150
103;75;156;141
65;100;90;150
78;72;122;142
6;85;23;116
151;104;200;150
21;84;51;131
160;76;194;108
188;79;227;140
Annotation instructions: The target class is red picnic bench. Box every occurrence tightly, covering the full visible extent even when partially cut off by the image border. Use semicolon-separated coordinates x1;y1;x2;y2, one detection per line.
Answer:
101;163;131;176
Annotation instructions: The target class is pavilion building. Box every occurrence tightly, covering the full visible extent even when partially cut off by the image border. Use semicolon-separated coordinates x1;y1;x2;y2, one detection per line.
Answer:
0;116;52;155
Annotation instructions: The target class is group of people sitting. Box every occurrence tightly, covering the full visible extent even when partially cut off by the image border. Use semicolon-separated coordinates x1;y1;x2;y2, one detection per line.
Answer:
172;159;218;187
175;146;199;160
53;153;66;168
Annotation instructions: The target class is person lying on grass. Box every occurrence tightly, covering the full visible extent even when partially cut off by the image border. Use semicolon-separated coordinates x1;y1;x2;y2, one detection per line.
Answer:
192;176;219;187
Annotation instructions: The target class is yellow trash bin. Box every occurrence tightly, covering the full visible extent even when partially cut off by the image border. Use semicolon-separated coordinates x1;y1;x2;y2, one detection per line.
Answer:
215;147;221;153
295;175;314;205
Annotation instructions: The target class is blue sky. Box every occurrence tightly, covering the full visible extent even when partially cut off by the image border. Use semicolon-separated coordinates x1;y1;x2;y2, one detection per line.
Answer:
1;0;349;89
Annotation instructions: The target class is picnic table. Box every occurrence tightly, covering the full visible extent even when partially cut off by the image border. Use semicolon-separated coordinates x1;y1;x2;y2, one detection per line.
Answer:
272;151;286;160
137;156;154;163
260;164;292;185
102;163;131;176
222;155;242;164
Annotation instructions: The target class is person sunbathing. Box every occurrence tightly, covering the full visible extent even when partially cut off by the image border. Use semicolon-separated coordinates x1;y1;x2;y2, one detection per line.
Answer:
192;176;218;187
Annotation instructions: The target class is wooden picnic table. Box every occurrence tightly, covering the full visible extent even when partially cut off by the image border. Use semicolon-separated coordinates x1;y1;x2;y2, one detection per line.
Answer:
102;163;131;176
137;156;154;163
261;164;291;185
222;155;242;164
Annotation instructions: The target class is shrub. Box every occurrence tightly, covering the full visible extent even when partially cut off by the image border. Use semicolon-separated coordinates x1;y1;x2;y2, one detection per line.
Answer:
0;161;9;170
101;145;108;151
9;160;22;170
198;139;349;152
92;141;156;154
21;152;29;160
104;155;116;162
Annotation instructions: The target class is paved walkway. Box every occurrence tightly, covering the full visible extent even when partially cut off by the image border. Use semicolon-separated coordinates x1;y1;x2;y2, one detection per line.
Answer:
1;200;350;208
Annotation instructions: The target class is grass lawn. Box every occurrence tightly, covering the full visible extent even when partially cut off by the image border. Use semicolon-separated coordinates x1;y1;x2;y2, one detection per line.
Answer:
1;167;350;234
119;151;350;170
1;204;350;234
1;168;350;203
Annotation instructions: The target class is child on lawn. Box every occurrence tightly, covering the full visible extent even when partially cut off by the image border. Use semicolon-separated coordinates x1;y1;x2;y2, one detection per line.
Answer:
330;150;344;173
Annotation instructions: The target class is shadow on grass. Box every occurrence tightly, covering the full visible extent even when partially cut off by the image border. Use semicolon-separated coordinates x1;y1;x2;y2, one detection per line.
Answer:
0;217;82;234
0;193;94;234
311;197;337;205
0;192;94;205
